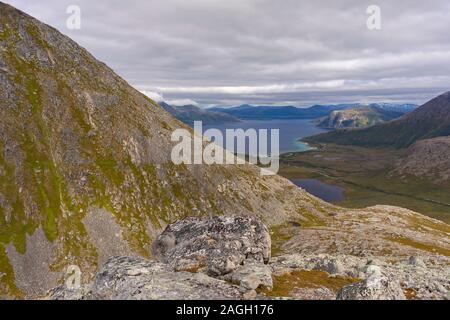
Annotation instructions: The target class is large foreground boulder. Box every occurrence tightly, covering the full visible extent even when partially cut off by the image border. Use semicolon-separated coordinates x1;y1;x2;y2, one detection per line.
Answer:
49;215;273;299
151;215;271;276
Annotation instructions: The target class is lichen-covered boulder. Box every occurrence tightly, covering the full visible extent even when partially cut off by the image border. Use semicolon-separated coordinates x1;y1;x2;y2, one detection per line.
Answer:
151;215;271;276
336;265;406;300
49;256;245;300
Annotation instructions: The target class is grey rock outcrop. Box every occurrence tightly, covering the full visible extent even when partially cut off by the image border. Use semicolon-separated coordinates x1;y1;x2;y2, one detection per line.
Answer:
311;257;344;275
50;256;245;300
220;259;273;290
151;215;271;276
336;265;406;300
48;286;90;300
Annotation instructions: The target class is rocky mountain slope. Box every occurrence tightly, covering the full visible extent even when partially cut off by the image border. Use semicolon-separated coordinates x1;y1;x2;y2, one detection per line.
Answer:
0;3;448;300
159;102;240;126
393;136;450;184
316;106;404;129
306;92;450;148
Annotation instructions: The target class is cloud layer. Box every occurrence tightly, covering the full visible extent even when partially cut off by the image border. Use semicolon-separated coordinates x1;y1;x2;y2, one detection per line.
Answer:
6;0;450;106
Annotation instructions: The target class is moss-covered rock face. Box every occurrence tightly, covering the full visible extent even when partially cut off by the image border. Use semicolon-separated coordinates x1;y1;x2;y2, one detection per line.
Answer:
0;4;329;298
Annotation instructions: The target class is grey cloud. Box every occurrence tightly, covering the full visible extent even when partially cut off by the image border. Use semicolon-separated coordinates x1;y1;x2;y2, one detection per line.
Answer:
5;0;450;106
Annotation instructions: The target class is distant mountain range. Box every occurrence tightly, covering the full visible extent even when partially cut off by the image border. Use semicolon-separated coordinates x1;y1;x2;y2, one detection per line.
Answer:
305;92;450;148
159;102;240;125
210;103;416;121
316;106;405;129
209;104;352;120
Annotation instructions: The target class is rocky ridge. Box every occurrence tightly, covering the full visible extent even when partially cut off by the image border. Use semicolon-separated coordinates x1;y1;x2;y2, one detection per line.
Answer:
393;136;450;184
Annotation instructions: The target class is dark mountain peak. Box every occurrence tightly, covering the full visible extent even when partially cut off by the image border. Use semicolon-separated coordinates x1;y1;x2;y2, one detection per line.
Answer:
404;91;450;121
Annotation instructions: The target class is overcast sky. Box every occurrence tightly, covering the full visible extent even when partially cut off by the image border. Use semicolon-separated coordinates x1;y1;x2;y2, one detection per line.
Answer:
5;0;450;107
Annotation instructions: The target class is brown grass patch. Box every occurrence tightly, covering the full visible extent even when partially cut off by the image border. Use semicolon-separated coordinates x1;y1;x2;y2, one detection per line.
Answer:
259;269;360;298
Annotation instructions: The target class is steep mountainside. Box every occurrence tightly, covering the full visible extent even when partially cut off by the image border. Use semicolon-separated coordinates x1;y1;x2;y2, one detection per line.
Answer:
159;102;239;125
317;106;403;129
0;3;448;300
306;92;450;148
393;136;450;184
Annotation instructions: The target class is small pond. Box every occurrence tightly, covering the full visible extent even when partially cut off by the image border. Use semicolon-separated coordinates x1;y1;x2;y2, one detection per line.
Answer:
291;179;345;202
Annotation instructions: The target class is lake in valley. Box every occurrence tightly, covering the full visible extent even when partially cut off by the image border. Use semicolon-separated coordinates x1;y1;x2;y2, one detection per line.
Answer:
291;179;346;202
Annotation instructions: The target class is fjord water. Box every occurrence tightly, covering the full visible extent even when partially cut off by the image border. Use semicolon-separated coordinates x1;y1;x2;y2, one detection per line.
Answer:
200;119;328;154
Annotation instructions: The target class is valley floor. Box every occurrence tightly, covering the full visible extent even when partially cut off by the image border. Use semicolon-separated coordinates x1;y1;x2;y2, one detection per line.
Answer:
279;144;450;223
